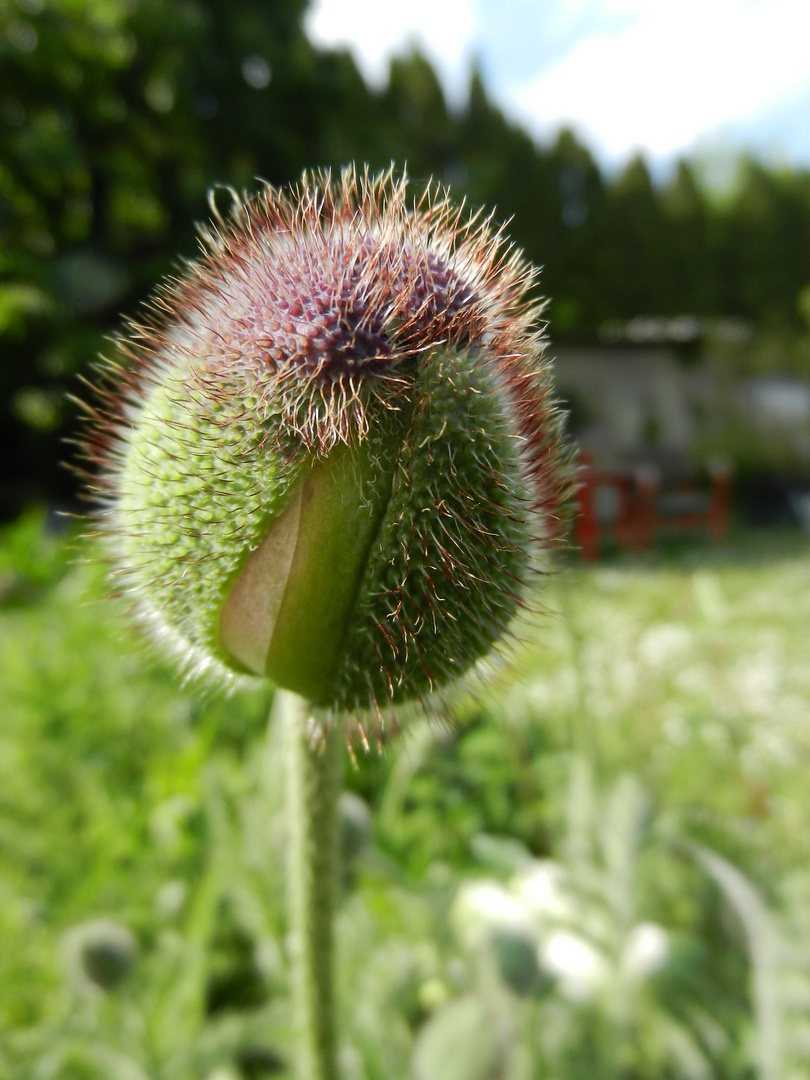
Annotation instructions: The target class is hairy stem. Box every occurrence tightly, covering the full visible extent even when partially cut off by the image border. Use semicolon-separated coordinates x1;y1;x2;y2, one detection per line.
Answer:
276;689;343;1080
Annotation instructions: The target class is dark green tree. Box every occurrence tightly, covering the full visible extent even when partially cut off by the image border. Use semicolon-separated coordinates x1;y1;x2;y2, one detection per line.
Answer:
660;159;714;315
5;0;810;515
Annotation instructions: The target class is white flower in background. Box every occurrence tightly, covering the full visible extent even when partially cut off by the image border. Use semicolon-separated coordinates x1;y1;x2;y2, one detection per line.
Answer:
451;880;534;949
638;622;692;669
540;930;611;1003
451;860;671;1005
621;922;669;980
513;860;570;924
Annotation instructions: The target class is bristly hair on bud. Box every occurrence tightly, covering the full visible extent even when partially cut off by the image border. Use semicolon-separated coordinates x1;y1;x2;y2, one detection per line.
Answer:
77;164;571;733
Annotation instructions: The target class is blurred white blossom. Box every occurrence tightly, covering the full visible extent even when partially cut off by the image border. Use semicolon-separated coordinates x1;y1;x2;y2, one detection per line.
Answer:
622;921;669;980
540;930;611;1002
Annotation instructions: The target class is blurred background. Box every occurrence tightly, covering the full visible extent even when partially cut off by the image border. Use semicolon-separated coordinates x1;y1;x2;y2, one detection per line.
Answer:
3;1;810;1078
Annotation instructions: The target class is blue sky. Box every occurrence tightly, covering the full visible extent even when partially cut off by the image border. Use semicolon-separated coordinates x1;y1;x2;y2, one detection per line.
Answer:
305;0;810;176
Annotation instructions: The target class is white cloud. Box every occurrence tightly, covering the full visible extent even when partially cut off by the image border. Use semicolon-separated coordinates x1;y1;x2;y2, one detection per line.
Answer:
305;0;810;167
502;0;810;164
305;0;477;104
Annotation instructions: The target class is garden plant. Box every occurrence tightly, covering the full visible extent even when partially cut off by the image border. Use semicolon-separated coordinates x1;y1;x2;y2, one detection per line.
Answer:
76;165;570;1080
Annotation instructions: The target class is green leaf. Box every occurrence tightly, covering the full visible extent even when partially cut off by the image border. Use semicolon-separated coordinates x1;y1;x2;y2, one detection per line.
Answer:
412;996;505;1080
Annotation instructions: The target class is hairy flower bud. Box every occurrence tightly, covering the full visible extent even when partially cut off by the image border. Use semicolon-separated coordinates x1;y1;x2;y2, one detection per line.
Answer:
62;918;137;995
81;167;568;716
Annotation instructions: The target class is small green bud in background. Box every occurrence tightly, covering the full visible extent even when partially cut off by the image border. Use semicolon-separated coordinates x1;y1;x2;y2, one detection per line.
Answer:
491;927;547;997
62;918;137;995
81;167;569;718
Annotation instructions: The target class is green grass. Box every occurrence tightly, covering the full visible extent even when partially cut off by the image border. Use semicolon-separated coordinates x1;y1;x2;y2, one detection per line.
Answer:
2;512;810;1078
507;534;810;869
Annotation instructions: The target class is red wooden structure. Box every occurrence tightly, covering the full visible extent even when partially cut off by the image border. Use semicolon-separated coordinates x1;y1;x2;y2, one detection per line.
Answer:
574;451;731;560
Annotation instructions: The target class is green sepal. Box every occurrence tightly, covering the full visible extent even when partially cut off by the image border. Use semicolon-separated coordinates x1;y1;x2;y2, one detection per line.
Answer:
117;365;306;671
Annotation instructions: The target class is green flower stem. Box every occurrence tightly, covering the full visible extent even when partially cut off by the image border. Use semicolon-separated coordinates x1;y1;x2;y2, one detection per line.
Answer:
277;688;344;1080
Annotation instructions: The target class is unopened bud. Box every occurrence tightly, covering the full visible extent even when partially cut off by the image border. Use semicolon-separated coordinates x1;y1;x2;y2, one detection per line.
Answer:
62;918;137;994
82;167;569;714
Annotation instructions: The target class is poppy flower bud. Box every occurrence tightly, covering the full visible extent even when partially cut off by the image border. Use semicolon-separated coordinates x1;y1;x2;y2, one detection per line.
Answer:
62;919;137;995
82;168;568;714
